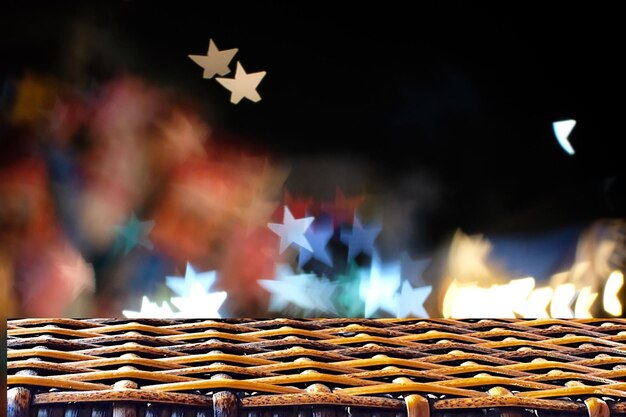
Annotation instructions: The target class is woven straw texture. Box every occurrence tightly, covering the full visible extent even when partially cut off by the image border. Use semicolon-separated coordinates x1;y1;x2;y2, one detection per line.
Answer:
7;318;626;417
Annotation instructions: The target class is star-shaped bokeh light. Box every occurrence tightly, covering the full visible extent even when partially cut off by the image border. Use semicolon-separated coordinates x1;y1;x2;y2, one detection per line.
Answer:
299;216;334;268
169;283;227;318
282;191;315;219
359;257;401;317
188;39;238;79
400;252;429;287
216;62;266;104
268;206;314;253
336;262;365;317
394;281;432;318
341;215;381;261
123;296;175;318
322;188;364;227
258;264;338;315
114;213;154;255
166;262;218;297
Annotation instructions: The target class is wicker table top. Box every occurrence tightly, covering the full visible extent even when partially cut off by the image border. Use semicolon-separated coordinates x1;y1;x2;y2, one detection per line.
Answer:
7;318;626;417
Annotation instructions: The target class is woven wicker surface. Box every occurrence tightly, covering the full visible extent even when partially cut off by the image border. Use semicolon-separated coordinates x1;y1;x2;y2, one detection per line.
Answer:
7;318;626;416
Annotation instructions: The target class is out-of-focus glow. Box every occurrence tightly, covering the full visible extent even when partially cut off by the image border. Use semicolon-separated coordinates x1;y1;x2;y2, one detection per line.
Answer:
395;281;432;318
574;287;598;318
442;276;609;319
57;251;96;299
322;188;365;228
442;278;535;318
258;264;338;314
169;283;227;318
441;281;457;318
517;287;553;318
553;119;577;155
166;263;217;297
123;288;227;318
447;231;493;283
604;270;624;316
341;216;382;261
299;217;334;268
127;265;227;318
0;254;17;317
114;212;154;255
267;206;314;253
123;296;174;318
359;259;401;317
550;283;576;318
5;73;619;319
159;111;209;161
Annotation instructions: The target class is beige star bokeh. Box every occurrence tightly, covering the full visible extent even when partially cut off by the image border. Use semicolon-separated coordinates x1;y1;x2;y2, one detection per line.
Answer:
188;39;238;79
216;62;266;104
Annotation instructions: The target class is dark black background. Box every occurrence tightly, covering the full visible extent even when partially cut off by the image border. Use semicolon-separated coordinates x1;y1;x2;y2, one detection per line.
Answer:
2;2;624;244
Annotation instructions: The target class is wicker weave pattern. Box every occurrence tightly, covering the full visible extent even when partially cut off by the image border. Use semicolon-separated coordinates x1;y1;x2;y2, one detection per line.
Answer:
7;318;626;416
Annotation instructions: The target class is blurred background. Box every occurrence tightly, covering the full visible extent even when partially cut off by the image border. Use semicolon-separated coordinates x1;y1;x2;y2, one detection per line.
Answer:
1;2;624;318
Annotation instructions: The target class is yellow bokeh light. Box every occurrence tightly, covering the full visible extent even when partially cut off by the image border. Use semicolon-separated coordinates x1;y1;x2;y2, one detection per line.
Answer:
603;271;624;316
